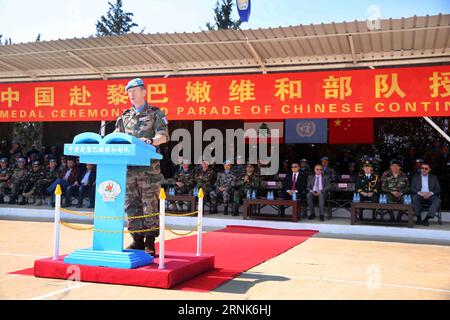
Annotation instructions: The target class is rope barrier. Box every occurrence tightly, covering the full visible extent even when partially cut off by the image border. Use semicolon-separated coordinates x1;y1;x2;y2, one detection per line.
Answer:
166;211;198;217
59;207;160;220
60;221;94;231
166;225;199;236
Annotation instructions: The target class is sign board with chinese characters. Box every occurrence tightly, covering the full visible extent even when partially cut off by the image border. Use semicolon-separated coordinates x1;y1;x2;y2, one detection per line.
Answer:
0;65;449;122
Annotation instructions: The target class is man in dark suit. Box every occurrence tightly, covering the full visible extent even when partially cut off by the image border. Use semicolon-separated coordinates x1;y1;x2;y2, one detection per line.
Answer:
411;162;441;226
306;164;331;221
64;163;96;208
279;161;307;217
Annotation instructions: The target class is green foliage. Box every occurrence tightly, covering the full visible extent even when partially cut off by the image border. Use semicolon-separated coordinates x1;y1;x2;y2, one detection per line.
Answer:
206;0;241;30
96;0;138;36
0;34;12;45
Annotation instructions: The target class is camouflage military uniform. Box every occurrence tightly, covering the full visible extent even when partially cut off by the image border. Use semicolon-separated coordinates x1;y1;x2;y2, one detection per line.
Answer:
381;170;409;203
231;165;246;179
173;167;195;210
115;102;169;239
174;168;194;195
232;172;261;216
209;170;236;214
0;166;12;202
10;167;28;204
23;168;47;197
194;168;216;195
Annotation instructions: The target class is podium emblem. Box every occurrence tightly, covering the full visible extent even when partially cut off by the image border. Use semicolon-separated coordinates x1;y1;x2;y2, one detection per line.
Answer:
98;180;121;202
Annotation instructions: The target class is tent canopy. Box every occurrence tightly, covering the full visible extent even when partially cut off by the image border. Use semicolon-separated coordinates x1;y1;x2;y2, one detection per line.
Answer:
0;14;449;83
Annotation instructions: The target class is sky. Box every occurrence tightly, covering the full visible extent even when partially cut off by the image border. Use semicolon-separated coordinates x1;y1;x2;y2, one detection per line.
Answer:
0;0;449;44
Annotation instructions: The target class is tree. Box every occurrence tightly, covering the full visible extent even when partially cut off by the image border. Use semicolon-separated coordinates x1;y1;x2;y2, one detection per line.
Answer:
206;0;241;30
0;34;12;45
96;0;138;36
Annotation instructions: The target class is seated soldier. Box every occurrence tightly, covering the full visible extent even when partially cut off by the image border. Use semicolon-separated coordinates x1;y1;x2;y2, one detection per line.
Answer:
194;160;216;206
209;160;236;215
173;160;194;211
320;156;337;182
232;163;261;216
9;158;28;205
355;161;380;220
356;161;380;202
0;157;12;204
411;162;441;226
381;159;410;221
64;163;96;208
22;161;46;204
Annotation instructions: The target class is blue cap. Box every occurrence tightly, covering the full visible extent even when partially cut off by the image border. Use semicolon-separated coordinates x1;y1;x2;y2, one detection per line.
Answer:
320;156;329;161
125;78;145;91
17;158;26;163
0;157;7;162
224;160;232;165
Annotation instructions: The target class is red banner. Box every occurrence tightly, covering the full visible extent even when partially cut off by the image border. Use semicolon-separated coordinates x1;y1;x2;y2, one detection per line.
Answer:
0;65;449;122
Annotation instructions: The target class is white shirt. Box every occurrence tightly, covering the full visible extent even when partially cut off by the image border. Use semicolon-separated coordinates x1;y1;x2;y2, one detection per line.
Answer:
421;174;430;193
313;175;323;192
81;170;91;186
63;169;72;181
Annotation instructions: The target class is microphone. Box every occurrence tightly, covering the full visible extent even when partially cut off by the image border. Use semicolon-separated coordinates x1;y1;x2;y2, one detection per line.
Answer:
98;108;132;135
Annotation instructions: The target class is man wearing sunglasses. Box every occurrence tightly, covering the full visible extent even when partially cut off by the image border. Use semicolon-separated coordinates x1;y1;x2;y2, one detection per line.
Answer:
411;163;441;226
280;161;307;217
306;164;331;221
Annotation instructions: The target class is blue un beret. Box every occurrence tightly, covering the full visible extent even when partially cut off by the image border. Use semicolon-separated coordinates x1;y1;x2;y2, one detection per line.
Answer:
125;78;145;91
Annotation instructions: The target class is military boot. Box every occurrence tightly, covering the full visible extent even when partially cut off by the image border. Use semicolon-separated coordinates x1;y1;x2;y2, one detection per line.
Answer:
144;236;156;256
223;205;229;215
9;195;16;205
34;196;43;206
18;195;26;205
209;205;217;214
126;234;145;250
232;204;239;216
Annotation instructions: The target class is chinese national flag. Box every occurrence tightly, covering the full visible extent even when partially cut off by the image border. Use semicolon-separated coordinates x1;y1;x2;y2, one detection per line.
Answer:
328;118;374;144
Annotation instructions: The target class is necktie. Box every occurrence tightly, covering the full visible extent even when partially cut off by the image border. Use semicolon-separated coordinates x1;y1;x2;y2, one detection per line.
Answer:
292;173;297;191
314;176;320;191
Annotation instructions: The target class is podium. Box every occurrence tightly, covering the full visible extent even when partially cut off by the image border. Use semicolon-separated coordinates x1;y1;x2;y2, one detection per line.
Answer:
62;132;162;269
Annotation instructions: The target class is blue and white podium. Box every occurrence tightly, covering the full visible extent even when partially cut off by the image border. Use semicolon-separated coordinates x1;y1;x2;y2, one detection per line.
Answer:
63;132;162;269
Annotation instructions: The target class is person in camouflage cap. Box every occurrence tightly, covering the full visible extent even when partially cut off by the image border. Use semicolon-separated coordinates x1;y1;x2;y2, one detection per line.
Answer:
173;160;195;211
9;158;28;205
381;159;410;221
114;78;169;256
232;163;261;216
22;161;46;205
0;158;12;204
209;160;236;215
194;160;217;205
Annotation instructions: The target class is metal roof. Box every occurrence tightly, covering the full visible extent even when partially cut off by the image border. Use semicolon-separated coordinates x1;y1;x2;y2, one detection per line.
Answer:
0;14;449;82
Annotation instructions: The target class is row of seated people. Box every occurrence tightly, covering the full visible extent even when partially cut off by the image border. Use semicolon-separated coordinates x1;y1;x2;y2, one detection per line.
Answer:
167;158;442;226
0;156;96;208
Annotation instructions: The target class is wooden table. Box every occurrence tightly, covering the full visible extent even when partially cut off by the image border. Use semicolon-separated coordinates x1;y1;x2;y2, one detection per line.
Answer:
166;194;196;212
351;202;414;228
243;198;302;222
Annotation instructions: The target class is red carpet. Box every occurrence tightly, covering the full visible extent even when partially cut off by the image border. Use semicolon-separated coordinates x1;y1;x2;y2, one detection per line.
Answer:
10;226;317;292
165;225;317;291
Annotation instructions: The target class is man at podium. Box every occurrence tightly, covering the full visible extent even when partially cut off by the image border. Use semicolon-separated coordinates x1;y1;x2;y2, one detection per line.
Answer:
115;78;170;255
